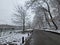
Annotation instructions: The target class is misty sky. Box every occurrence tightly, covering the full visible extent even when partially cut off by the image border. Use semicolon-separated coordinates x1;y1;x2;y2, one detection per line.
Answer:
0;0;34;25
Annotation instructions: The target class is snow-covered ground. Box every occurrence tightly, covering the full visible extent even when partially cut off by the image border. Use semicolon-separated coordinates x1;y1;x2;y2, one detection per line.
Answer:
44;29;60;33
1;29;60;45
0;30;31;45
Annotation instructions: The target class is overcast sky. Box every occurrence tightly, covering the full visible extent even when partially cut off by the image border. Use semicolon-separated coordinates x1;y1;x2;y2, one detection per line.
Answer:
0;0;34;25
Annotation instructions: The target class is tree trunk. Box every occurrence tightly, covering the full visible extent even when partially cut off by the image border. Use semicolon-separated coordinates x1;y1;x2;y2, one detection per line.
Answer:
45;1;58;30
22;14;25;32
44;11;51;28
49;11;58;30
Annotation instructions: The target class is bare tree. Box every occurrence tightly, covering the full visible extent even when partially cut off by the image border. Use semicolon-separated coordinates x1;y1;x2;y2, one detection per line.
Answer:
26;0;58;30
43;0;58;30
27;21;32;29
32;6;51;29
13;5;27;32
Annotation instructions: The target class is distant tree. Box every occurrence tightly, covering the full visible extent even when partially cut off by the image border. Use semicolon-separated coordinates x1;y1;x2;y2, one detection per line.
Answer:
13;5;27;32
27;21;32;29
55;0;60;15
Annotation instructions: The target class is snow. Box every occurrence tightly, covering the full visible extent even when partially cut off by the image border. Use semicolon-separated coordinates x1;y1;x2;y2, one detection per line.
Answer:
0;30;31;45
26;29;33;31
44;29;60;33
1;29;60;45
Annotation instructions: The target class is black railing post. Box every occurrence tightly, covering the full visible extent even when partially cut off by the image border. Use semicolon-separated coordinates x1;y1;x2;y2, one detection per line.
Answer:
22;36;24;44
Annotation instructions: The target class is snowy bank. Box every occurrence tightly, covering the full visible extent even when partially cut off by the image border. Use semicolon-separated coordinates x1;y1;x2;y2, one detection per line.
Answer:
0;30;31;45
44;29;60;34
